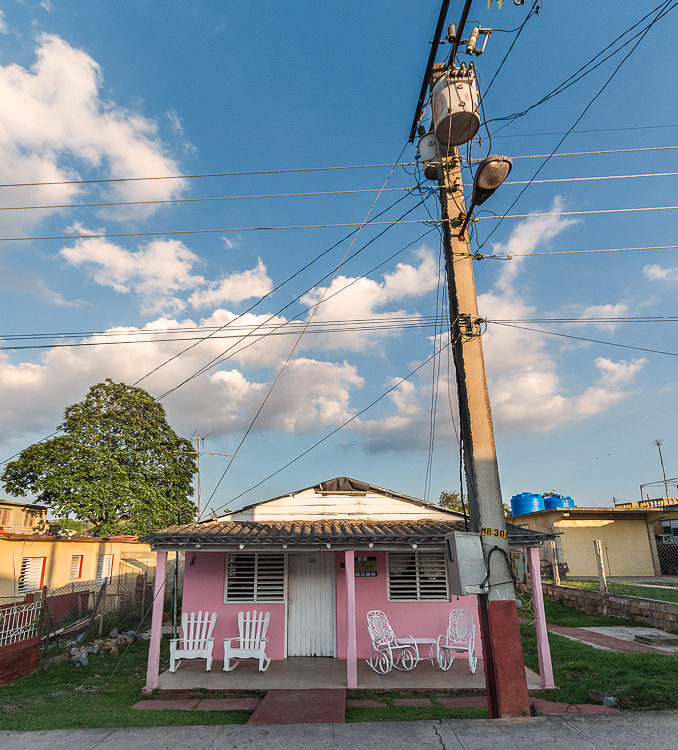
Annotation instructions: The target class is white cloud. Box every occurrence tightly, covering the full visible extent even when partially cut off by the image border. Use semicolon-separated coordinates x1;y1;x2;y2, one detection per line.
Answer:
60;236;204;314
643;263;678;283
0;33;185;235
0;11;7;33
579;302;630;332
350;200;647;446
0;315;365;446
300;246;440;351
189;259;273;309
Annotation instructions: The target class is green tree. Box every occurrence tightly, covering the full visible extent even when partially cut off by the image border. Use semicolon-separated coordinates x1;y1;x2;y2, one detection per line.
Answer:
439;490;464;512
2;380;197;535
439;490;511;516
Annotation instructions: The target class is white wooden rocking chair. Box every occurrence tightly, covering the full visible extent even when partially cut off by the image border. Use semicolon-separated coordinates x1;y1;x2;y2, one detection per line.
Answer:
223;610;271;672
437;608;477;673
365;609;417;674
169;610;217;672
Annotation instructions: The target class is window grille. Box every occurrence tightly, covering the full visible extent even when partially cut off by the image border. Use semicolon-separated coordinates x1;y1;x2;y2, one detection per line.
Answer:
97;554;113;585
387;551;449;601
70;555;84;580
18;557;45;593
224;553;285;603
0;508;11;526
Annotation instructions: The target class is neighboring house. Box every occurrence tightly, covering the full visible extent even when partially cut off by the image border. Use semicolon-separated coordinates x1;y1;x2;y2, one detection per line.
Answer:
142;476;550;691
509;506;664;578
0;499;48;536
0;532;156;602
614;498;678;575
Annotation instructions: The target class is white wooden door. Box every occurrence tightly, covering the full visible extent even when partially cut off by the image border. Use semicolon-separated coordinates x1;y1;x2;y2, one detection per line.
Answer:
287;553;336;657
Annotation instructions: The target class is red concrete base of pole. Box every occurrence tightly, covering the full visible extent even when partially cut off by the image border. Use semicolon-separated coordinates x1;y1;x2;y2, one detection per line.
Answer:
478;597;531;717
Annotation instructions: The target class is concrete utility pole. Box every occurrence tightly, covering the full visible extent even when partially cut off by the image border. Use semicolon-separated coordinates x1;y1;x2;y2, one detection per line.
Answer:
432;67;530;717
654;439;669;499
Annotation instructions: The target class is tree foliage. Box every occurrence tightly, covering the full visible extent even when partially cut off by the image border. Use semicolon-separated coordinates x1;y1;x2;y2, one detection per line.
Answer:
2;380;197;535
439;490;464;512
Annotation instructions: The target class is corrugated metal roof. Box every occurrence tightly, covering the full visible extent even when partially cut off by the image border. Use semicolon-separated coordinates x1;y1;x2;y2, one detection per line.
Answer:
142;518;548;547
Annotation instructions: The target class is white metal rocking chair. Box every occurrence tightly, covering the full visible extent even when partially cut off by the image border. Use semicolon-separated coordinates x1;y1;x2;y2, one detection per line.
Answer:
169;610;217;672
365;609;417;674
223;610;271;672
437;608;477;673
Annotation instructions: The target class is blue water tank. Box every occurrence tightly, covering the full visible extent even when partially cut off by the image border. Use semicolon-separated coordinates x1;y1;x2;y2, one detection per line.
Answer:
544;494;575;509
510;492;545;516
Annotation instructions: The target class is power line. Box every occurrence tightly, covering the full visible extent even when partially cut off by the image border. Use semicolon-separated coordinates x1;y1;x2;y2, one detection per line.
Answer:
0;217;434;243
0;162;422;189
475;205;678;221
492;123;678;139
469;145;678;163
476;2;674;251
480;244;678;258
0;186;431;213
133;189;421;386
4;169;677;213
208;340;452;515
203;145;410;508
487;321;678;358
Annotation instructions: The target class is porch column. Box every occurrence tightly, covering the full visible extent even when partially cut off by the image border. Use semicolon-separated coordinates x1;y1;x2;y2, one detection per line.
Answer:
143;550;167;694
526;546;554;689
344;550;358;688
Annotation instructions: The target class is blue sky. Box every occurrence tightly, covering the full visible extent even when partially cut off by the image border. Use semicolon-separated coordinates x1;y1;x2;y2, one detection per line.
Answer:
0;1;677;515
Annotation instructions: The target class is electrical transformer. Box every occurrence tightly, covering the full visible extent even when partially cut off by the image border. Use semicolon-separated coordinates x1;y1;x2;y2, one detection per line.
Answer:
431;65;480;147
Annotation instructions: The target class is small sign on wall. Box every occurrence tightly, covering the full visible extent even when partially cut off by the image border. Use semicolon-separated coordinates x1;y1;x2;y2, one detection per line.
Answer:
355;556;377;577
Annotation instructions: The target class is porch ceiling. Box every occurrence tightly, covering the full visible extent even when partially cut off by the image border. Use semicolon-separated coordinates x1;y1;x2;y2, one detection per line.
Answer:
142;518;550;549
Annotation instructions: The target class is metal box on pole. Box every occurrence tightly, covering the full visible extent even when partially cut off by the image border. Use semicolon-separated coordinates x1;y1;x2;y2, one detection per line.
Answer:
445;531;488;595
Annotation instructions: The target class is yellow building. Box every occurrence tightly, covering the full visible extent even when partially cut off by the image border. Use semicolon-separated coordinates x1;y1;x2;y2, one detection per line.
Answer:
0;532;157;604
0;499;48;536
509;506;663;579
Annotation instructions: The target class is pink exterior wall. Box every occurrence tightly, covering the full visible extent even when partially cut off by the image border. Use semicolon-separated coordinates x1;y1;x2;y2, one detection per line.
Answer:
181;551;287;660
181;549;481;661
335;551;482;659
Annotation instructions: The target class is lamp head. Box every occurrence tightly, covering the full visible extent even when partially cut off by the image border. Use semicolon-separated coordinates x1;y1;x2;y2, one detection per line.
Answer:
472;154;512;205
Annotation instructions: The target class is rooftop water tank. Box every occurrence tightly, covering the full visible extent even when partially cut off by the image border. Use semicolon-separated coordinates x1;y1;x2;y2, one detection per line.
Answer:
431;65;480;147
544;494;575;509
510;492;545;516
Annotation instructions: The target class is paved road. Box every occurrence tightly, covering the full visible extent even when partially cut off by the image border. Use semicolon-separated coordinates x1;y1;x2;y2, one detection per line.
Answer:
2;713;678;750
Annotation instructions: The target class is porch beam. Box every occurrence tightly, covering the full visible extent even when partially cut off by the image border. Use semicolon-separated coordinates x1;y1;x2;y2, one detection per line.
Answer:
143;550;167;694
526;546;554;689
344;550;358;689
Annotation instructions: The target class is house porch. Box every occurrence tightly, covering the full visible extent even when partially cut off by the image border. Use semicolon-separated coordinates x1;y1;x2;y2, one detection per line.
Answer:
156;655;543;691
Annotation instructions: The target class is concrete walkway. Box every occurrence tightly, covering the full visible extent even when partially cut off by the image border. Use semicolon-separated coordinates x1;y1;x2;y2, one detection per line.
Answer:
3;712;678;749
547;624;674;654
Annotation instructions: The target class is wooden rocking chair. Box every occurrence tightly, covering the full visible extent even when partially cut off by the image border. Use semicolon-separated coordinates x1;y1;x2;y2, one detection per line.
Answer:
169;610;217;672
223;610;271;672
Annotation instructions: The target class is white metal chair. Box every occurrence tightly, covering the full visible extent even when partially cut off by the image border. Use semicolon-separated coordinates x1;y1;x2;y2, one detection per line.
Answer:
169;610;217;672
437;608;477;673
365;610;417;674
223;610;271;672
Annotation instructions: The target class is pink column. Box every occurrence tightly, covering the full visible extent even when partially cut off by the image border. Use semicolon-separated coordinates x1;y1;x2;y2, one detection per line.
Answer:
526;546;554;689
144;550;168;694
344;550;357;688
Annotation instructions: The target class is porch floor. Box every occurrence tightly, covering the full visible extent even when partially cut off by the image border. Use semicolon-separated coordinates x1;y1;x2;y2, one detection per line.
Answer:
156;657;543;691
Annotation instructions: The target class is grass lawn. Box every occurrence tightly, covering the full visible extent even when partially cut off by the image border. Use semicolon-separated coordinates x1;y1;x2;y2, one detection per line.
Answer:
346;697;487;722
521;624;678;711
0;639;250;730
541;598;645;628
558;579;678;604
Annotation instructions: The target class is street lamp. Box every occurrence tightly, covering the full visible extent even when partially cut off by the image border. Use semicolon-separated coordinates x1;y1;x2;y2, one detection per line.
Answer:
458;154;513;238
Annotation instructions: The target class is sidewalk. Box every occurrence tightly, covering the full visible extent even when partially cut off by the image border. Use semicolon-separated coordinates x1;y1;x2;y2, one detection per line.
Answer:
3;713;678;750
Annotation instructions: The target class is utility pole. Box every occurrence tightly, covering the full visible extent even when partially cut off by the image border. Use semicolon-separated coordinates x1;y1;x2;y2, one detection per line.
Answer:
654;439;669;499
185;435;232;518
432;69;530;718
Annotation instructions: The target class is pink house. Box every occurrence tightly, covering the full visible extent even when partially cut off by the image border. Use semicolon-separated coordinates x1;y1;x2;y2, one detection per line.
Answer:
142;477;552;692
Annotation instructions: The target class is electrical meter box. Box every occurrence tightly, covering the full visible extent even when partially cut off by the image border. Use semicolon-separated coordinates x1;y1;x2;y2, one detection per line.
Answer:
445;531;488;595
